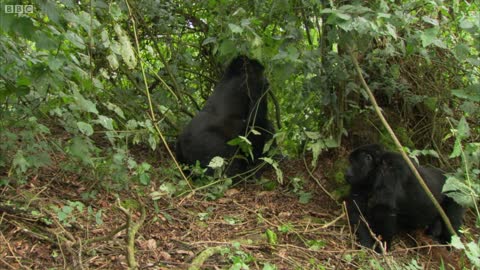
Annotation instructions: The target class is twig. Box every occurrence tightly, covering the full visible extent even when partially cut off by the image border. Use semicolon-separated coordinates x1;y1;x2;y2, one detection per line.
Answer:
0;231;24;268
268;88;282;129
117;198;147;270
308;212;345;231
343;201;355;250
0;257;16;270
79;224;128;246
302;151;338;203
125;0;194;190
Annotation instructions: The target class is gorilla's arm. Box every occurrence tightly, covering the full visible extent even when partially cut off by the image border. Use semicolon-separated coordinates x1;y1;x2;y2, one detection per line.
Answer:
347;191;375;248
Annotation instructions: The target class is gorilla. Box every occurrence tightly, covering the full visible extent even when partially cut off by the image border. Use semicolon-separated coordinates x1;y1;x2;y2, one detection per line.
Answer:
175;56;273;176
345;144;464;251
345;144;385;249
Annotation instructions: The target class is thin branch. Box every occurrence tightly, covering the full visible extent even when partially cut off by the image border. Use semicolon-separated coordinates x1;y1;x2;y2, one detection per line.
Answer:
126;0;193;190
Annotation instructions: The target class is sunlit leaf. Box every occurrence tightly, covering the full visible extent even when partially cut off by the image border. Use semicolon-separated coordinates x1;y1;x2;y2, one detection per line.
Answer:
228;23;243;33
105;102;125;119
420;27;438;47
114;24;137;69
77;121;94;136
65;31;85;49
208;156;225;169
452;84;480;102
107;54;119;70
96;115;114;130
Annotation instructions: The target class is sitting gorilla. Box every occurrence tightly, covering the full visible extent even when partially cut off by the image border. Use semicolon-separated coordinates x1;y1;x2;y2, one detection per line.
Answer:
345;144;464;251
345;144;386;249
175;56;273;176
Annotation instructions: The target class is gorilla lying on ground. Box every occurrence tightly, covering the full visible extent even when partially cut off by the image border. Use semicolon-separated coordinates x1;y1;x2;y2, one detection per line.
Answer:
345;144;464;251
176;56;273;176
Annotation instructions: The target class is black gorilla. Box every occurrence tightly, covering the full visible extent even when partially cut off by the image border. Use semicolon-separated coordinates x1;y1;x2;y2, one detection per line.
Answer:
175;56;273;176
345;144;464;251
345;144;385;248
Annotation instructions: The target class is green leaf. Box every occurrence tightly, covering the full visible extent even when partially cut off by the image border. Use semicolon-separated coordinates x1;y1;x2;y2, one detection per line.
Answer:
62;205;73;215
298;191;312;204
442;176;475;206
139;162;151;172
71;201;85;212
95;210;103;225
148;134;157;150
277;223;293;233
109;3;123;21
126;120;138;130
68;137;93;164
96;115;114;130
218;39;236;56
46;55;64;71
420;28;438;48
262;263;277;270
57;211;68;222
107;54;119;70
77;122;94;136
335;12;352;21
450;137;462;158
151;183;177;199
324;137;339;148
385;24;397;39
286;46;299;61
208;156;225;169
422;16;438;26
459;19;474;29
105;102;125;119
228;136;252;159
12;17;35;39
224;216;237;225
65;31;86;49
452;84;480;102
251;129;261;135
465;241;480;267
451;236;465;249
228;23;243;33
34;31;58;50
71;90;98;114
202;37;217;46
114;24;137;69
39;1;61;25
261;157;283;184
265;229;278;245
457;116;471;139
453;44;471;61
307;239;326;251
101;29;110;47
139;173;150;185
13;150;29;173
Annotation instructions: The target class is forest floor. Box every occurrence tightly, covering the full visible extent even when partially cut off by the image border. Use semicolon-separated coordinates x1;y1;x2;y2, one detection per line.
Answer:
0;147;474;269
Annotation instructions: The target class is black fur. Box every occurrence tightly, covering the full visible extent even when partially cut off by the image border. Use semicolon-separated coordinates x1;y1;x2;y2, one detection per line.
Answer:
175;56;273;176
345;144;464;251
345;144;385;248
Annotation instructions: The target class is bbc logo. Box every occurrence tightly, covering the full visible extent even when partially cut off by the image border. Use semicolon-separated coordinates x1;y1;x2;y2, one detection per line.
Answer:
5;5;34;14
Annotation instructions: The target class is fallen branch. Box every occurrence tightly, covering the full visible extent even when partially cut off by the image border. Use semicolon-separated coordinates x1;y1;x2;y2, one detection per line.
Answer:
117;198;146;270
189;246;228;270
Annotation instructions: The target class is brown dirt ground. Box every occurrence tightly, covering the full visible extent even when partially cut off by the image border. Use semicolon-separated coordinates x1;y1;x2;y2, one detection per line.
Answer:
0;149;475;269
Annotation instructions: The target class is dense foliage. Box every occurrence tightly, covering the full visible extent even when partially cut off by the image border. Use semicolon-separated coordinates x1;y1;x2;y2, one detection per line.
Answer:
0;0;479;268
